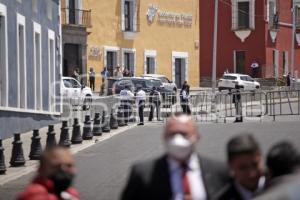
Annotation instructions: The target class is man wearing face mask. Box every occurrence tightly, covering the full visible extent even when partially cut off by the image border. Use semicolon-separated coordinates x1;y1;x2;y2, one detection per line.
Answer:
18;146;79;200
121;113;229;200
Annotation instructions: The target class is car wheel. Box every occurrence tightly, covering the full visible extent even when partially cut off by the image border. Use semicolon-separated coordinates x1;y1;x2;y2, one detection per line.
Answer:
83;95;92;111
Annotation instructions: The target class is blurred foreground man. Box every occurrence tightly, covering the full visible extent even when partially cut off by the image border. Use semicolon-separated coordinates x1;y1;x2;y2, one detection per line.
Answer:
18;146;79;200
121;113;229;200
217;134;265;200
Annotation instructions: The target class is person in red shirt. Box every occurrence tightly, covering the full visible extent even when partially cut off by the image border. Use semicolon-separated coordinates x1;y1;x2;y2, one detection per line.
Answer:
18;146;79;200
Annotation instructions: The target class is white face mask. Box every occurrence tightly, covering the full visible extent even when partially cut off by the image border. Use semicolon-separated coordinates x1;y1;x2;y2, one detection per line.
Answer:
166;134;194;161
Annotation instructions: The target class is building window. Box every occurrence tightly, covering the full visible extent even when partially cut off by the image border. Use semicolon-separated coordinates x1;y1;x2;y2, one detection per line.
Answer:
144;50;157;74
268;0;278;29
48;29;55;112
296;5;300;29
273;49;279;78
34;22;42;110
104;47;119;77
238;2;249;29
17;13;27;109
232;0;255;30
123;50;135;76
283;51;288;75
0;4;7;107
121;0;138;32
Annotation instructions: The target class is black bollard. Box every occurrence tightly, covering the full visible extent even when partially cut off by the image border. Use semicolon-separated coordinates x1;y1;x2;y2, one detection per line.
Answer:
10;133;25;167
110;109;118;129
59;121;71;147
46;125;57;149
0;139;6;174
102;110;111;133
29;130;42;160
71;118;82;144
117;106;126;127
82;115;93;140
93;113;102;136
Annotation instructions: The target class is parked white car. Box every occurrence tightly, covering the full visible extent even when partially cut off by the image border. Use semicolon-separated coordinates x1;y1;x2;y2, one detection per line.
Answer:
141;74;177;92
62;77;93;110
218;73;260;91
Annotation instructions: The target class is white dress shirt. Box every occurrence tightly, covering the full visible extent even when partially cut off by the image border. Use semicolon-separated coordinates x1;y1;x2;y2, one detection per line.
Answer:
120;89;134;100
136;89;146;104
168;153;207;200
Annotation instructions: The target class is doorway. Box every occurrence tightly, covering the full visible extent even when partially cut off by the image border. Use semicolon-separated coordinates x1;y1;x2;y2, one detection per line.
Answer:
175;58;186;88
235;51;245;74
63;44;81;77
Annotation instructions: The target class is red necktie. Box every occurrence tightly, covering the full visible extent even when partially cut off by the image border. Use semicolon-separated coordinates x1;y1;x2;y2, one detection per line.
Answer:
182;163;192;200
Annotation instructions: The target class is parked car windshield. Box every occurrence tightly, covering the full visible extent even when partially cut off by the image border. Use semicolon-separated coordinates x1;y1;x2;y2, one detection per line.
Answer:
159;77;169;83
131;79;153;88
223;75;237;80
63;79;81;88
149;79;163;87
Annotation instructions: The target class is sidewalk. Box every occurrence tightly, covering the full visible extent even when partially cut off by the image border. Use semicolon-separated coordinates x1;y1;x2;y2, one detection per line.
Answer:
0;120;136;185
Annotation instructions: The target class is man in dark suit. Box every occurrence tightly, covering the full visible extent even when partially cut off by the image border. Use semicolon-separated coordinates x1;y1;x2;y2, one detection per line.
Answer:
216;134;265;200
121;113;229;200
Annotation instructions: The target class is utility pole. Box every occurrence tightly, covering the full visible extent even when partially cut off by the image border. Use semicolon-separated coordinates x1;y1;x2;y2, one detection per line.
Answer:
211;0;219;116
212;0;219;94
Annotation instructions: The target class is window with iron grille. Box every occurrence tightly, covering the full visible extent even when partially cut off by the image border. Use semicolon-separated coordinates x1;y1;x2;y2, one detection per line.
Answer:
232;0;255;30
296;6;300;29
124;1;133;31
238;2;249;29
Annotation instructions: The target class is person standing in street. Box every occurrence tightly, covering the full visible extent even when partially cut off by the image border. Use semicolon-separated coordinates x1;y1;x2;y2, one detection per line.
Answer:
120;85;134;125
18;146;79;200
100;67;109;95
286;73;291;88
123;68;131;77
121;113;229;200
180;84;191;115
251;60;259;78
135;85;146;126
89;67;95;91
148;86;161;121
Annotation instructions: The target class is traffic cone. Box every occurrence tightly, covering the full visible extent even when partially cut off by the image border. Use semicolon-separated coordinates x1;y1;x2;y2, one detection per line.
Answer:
46;125;57;149
117;106;126;127
93;113;102;136
82;115;93;140
110;109;118;129
59;121;71;147
102;110;111;133
10;133;25;167
0;139;6;174
29;130;42;160
71;118;82;144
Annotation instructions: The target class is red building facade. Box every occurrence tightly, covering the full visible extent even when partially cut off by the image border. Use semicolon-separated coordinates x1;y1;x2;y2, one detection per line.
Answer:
200;0;300;83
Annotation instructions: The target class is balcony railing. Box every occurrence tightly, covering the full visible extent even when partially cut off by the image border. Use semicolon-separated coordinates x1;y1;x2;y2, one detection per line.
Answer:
61;8;92;28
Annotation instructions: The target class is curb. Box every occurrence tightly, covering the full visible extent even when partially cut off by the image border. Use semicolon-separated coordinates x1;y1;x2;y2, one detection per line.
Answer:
0;124;136;186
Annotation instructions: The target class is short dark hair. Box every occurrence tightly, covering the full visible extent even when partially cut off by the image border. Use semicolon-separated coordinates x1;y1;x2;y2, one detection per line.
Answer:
227;134;261;162
267;141;300;178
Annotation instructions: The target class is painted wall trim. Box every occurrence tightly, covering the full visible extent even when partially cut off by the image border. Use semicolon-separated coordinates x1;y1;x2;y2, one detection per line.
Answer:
33;21;42;111
0;3;8;107
48;29;55;112
16;13;27;109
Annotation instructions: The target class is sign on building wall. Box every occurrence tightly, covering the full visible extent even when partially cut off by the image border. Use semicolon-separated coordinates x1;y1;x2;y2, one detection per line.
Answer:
147;4;193;27
89;46;102;60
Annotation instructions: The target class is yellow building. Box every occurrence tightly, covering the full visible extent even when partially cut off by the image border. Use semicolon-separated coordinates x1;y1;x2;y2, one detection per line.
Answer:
83;0;199;89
